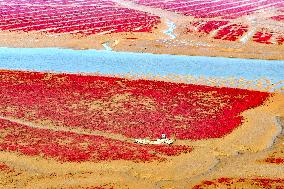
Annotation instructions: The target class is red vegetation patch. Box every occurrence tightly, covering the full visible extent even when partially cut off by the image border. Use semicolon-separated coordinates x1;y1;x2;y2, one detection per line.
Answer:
265;157;284;164
189;20;229;34
193;178;284;189
253;30;273;44
0;0;160;34
0;70;269;140
199;21;229;34
214;24;248;41
65;185;114;189
0;118;192;162
277;36;284;44
271;15;284;21
187;20;284;45
0;162;10;172
253;178;284;188
130;0;284;19
155;0;284;45
253;29;284;45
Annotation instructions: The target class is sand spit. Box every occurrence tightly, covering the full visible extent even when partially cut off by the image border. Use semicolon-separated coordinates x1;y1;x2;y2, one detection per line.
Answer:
260;116;284;165
0;93;283;188
184;93;284;188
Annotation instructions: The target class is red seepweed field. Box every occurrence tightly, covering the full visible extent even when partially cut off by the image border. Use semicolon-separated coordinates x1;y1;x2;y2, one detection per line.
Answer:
129;0;284;44
0;0;160;35
0;70;270;163
0;1;283;188
0;118;192;162
0;0;283;60
129;0;284;18
1;0;283;44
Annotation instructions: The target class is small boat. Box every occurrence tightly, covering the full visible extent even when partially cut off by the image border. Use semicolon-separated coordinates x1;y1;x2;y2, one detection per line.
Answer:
134;134;174;145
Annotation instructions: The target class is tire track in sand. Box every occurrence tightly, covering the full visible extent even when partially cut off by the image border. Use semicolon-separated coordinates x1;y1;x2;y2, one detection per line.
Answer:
0;115;132;143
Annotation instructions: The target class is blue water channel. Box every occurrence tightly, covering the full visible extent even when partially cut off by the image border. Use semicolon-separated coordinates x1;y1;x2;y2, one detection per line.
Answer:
163;20;176;39
0;47;283;83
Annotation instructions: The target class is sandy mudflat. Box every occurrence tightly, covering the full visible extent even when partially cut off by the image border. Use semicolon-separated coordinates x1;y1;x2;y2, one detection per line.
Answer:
1;27;284;60
0;93;283;189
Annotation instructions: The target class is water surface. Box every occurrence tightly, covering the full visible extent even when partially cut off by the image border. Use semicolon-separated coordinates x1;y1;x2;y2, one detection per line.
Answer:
0;47;283;84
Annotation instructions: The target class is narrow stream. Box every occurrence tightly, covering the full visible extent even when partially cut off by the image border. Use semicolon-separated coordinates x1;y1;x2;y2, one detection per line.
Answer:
163;20;177;39
102;41;113;51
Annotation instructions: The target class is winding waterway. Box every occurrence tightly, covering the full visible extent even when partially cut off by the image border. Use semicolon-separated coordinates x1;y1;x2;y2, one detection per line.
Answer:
163;20;177;39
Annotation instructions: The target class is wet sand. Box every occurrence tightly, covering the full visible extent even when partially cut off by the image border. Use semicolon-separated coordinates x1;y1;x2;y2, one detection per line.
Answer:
1;27;284;61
